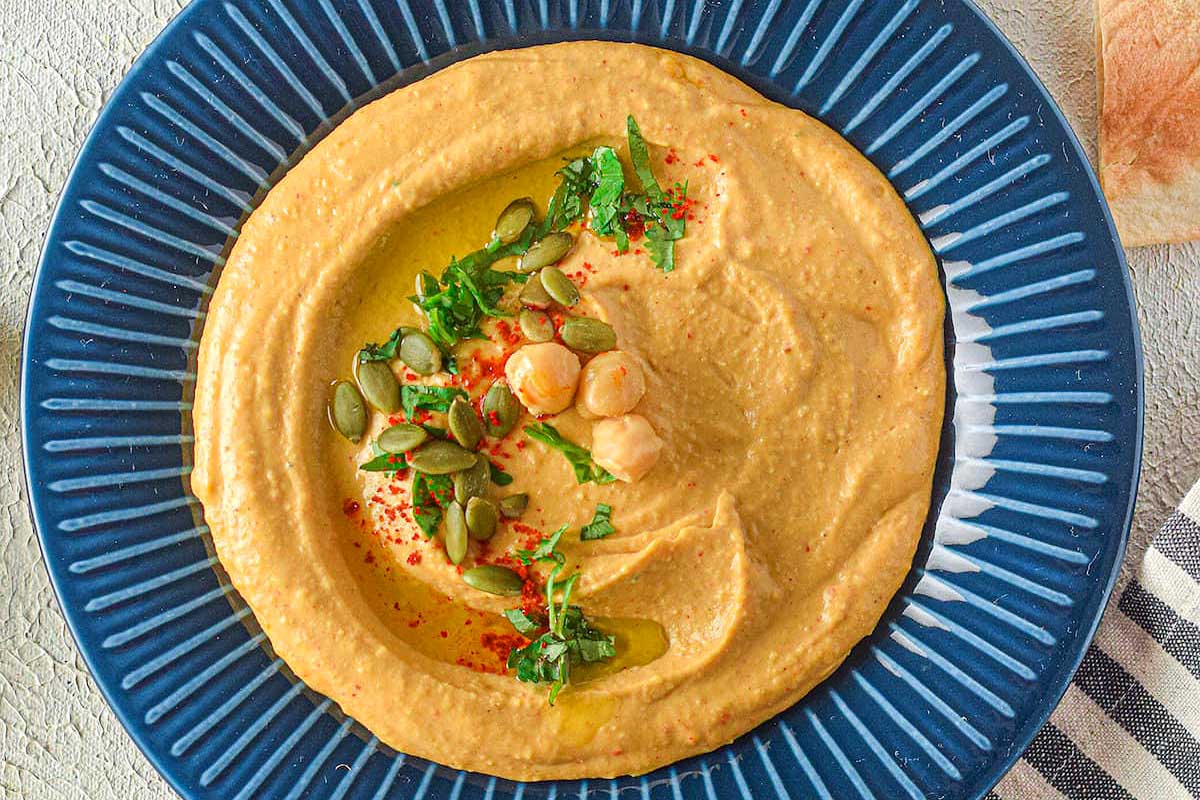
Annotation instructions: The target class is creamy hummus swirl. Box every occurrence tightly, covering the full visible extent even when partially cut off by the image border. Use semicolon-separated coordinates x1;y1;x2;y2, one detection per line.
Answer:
192;41;944;780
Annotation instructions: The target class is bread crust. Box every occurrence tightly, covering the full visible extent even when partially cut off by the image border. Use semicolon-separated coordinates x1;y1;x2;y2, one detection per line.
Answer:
1097;0;1200;246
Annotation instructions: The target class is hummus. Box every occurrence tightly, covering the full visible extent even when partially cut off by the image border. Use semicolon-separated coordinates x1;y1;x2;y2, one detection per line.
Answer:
192;42;945;780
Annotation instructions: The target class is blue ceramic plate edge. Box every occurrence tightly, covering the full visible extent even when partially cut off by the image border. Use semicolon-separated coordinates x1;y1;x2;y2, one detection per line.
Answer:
949;0;1143;793
18;0;1145;797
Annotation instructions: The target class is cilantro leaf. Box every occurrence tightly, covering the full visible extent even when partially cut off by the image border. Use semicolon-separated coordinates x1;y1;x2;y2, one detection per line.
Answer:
411;471;453;538
580;503;616;541
401;385;469;421
523;423;617;485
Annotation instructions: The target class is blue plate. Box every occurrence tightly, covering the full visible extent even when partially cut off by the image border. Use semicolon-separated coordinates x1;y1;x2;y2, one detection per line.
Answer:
21;1;1142;798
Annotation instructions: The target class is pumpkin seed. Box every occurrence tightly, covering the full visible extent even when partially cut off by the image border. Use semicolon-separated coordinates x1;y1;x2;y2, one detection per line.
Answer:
414;271;439;302
518;308;555;342
540;266;580;307
355;360;400;412
399;330;442;376
560;317;617;353
519;232;573;272
466;497;499;540
329;381;368;442
447;397;483;449
495;197;535;243
377;422;428;453
519;271;553;309
462;564;523;596
481;382;520;438
406;440;478;474
499;493;529;519
454;455;490;503
444;501;468;565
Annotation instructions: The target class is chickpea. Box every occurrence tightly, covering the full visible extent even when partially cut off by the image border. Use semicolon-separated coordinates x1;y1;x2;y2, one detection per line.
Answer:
591;414;663;483
504;342;581;416
576;350;646;419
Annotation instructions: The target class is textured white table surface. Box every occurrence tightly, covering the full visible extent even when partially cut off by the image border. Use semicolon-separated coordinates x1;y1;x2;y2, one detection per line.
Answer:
2;0;1198;797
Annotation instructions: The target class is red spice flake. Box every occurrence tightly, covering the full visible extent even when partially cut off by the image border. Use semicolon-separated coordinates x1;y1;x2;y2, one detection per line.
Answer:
364;551;376;564
622;210;645;240
407;618;422;628
480;631;528;671
693;158;707;167
495;320;521;347
708;153;720;163
515;440;526;450
439;630;449;639
406;551;422;566
739;108;748;118
342;499;360;516
486;409;501;426
664;148;680;165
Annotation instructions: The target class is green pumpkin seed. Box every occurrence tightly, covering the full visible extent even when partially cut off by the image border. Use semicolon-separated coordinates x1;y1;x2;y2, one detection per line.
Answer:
453;455;490;503
519;232;573;272
481;382;520;438
466;497;499;540
444;501;468;565
377;422;428;453
329;381;368;442
519;271;553;309
448;397;483;449
355;360;400;412
399;331;442;376
560;317;617;353
462;564;523;596
495;197;535;243
540;266;580;307
414;271;439;302
499;493;529;519
518;308;555;342
406;440;478;474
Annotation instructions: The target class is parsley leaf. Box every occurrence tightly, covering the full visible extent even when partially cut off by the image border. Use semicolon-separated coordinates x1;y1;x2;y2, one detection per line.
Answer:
359;327;407;363
626;114;663;201
411;471;453;538
588;146;625;235
503;527;616;703
523;423;617;485
503;608;544;636
514;524;568;566
580;503;616;541
359;441;406;473
401;385;468;422
489;460;514;486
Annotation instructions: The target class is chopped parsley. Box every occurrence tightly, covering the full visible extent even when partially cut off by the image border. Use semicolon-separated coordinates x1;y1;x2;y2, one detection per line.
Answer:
358;441;406;473
523;422;616;485
506;525;616;703
579;503;616;541
411;471;453;538
358;326;407;363
401;385;468;422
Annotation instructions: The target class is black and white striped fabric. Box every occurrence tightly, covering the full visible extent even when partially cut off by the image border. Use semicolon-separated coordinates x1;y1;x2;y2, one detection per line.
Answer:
991;483;1200;799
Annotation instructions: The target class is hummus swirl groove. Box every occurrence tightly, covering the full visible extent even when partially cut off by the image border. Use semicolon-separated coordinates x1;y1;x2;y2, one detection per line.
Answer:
192;42;945;780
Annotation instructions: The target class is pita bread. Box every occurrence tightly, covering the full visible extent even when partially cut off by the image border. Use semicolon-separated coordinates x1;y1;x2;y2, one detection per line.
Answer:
1097;0;1200;246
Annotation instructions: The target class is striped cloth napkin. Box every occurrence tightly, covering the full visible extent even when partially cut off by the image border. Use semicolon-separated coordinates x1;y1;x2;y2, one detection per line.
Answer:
990;481;1200;799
